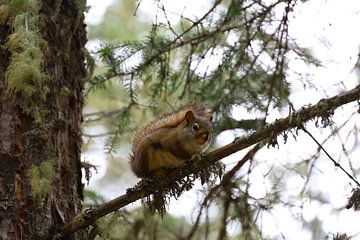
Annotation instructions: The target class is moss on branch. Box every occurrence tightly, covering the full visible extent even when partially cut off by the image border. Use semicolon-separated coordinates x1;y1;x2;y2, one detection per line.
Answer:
61;84;360;236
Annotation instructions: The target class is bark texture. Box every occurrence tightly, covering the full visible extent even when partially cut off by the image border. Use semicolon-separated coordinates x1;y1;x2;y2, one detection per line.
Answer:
0;1;86;239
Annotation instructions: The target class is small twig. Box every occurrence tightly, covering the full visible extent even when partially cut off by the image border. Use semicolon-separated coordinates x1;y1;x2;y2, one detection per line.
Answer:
82;131;116;138
301;126;360;187
298;111;358;195
24;14;29;32
83;109;122;122
134;0;142;16
158;1;179;38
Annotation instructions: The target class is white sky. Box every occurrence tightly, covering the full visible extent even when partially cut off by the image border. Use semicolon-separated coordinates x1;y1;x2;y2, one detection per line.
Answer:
84;0;360;239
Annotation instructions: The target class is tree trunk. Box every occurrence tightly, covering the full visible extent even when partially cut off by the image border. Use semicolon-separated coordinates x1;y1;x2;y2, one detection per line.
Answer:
0;1;86;239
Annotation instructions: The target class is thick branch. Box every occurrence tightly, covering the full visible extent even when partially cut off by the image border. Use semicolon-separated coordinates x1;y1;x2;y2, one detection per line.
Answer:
62;84;360;236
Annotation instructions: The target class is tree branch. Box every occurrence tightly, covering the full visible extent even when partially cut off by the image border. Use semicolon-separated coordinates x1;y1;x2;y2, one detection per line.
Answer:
61;84;360;236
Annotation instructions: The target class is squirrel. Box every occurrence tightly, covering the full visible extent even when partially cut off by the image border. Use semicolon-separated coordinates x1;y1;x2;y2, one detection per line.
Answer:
130;103;213;178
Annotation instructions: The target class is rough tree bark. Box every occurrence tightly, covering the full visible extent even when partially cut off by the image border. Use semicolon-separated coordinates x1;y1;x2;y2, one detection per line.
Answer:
0;1;86;239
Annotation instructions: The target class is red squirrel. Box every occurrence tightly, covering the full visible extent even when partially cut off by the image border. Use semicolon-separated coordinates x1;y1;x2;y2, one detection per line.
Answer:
130;104;213;177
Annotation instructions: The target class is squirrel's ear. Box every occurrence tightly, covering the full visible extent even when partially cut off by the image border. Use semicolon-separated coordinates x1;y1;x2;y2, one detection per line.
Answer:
209;115;213;122
185;111;195;124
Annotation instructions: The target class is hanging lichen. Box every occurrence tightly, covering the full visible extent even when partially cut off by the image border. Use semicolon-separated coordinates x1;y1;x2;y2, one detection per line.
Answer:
4;0;49;120
5;30;48;98
28;159;55;200
0;4;9;24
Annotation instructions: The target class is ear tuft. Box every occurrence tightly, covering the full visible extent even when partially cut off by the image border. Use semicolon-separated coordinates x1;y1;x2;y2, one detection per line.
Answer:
185;111;195;124
209;115;213;122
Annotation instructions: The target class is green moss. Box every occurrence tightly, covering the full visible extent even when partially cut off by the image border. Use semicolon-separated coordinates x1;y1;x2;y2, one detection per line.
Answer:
0;5;9;24
4;1;50;119
73;0;86;28
6;54;46;94
75;0;86;12
5;20;44;49
61;198;69;210
31;105;49;124
8;0;41;16
29;159;55;200
8;0;27;15
60;86;71;97
71;212;86;230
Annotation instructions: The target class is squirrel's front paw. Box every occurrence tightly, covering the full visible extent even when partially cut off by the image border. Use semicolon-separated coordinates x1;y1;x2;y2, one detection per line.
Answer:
151;168;168;177
190;152;207;162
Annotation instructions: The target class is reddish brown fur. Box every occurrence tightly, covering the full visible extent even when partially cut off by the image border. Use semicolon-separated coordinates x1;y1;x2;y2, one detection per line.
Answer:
130;103;212;177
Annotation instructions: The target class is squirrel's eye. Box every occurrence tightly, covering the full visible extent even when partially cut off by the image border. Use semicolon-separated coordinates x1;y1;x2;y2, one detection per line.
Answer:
192;123;199;131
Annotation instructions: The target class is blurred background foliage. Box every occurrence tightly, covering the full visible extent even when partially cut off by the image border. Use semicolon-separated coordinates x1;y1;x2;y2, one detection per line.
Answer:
81;0;359;239
87;0;149;40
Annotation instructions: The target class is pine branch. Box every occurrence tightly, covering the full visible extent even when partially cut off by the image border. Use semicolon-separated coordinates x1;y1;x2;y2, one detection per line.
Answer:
61;84;360;236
